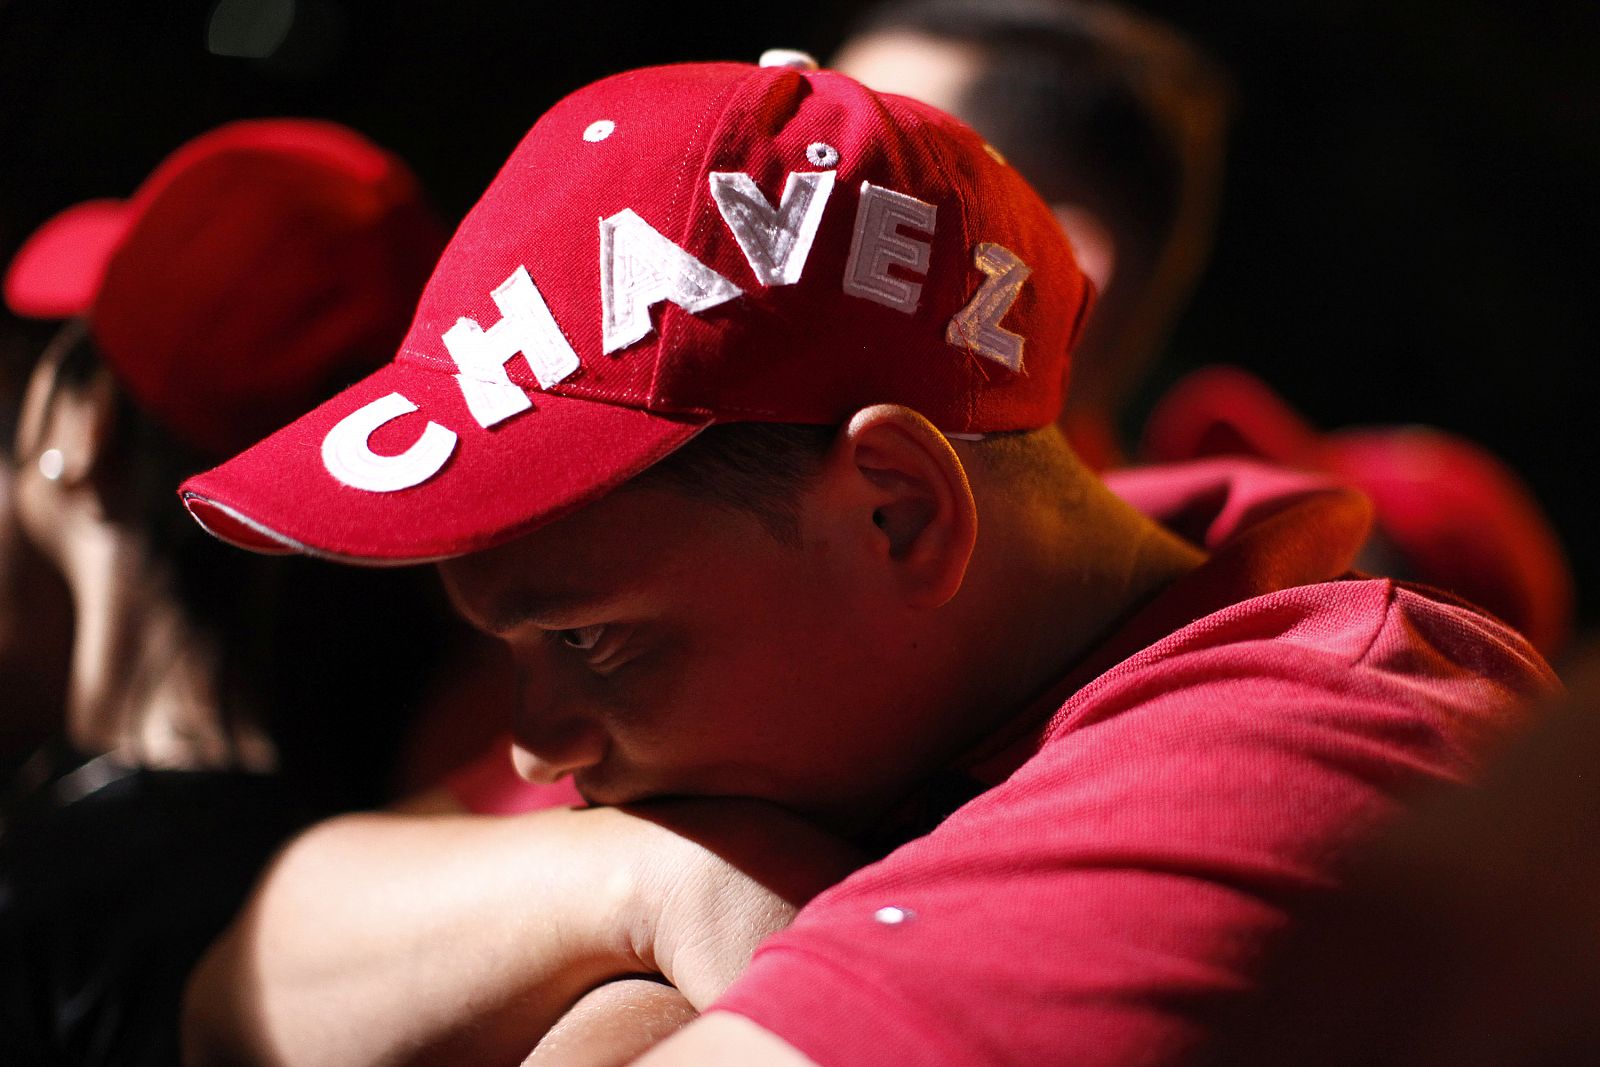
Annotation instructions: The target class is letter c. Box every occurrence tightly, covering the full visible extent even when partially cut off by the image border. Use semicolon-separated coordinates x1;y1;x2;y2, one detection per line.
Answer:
321;392;457;493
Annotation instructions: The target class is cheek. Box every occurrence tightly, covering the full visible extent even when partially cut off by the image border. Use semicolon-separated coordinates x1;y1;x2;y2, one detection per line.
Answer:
601;632;785;772
12;466;58;559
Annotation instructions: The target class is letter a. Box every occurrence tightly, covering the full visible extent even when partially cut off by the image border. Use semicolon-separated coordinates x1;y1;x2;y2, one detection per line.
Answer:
599;209;742;353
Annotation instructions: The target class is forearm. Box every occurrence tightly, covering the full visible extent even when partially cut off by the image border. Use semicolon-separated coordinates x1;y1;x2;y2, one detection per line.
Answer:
182;806;642;1067
522;978;698;1067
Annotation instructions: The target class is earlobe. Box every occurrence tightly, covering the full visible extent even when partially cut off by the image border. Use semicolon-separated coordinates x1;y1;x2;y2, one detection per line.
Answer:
18;350;118;490
836;405;977;608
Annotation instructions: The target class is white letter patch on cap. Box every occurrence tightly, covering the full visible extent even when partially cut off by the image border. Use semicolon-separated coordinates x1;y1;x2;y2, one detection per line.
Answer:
322;392;458;493
946;243;1031;373
599;209;743;354
441;266;580;430
709;170;836;286
843;182;937;314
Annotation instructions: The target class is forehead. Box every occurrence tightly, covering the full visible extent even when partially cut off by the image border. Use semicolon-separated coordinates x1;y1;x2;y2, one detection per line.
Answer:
437;484;782;628
833;31;987;116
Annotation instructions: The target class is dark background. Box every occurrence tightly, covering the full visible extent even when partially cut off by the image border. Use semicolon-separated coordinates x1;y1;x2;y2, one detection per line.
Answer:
2;0;1596;625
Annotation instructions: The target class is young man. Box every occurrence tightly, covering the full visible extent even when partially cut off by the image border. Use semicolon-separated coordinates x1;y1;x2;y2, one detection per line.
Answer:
179;55;1554;1066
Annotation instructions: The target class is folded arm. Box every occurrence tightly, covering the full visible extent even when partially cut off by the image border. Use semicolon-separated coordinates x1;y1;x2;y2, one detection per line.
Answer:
182;800;860;1067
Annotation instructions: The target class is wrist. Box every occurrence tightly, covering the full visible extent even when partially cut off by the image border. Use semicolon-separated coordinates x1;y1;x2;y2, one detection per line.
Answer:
549;805;667;980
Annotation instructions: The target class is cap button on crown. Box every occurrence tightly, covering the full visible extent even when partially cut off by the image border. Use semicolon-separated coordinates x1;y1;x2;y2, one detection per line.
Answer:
759;49;819;72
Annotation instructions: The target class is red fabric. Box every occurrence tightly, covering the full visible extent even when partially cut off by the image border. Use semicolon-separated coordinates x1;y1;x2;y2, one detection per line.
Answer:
708;458;1554;1067
180;359;705;561
4;120;444;458
1316;429;1574;658
2;200;128;318
182;61;1094;562
1140;365;1574;657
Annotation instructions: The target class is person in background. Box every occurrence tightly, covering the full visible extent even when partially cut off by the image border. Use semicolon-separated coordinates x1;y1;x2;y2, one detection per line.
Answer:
0;380;71;774
1140;365;1574;659
0;118;449;1063
834;0;1232;469
837;0;1574;660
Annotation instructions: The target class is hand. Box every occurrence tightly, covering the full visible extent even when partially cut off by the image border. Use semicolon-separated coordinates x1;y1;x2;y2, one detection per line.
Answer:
522;978;697;1067
615;799;865;1008
181;801;859;1067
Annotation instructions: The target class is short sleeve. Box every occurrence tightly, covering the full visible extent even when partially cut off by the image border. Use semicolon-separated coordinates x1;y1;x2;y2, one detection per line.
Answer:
712;582;1549;1066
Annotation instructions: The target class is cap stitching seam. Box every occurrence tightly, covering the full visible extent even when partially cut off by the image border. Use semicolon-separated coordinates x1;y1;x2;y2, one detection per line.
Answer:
650;68;762;411
649;63;774;412
914;115;984;427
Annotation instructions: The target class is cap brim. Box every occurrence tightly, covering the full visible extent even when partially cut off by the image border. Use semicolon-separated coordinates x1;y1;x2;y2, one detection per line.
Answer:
3;200;131;318
1140;366;1322;466
180;358;708;565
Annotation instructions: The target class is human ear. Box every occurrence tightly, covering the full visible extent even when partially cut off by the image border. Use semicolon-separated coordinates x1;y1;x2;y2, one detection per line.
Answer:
16;332;118;490
827;404;977;608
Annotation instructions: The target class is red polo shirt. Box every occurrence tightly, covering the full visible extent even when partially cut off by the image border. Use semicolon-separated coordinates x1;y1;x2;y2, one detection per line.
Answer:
447;458;1552;1065
708;458;1554;1066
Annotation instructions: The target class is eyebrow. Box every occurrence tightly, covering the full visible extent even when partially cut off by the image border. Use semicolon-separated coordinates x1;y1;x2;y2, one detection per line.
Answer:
481;589;613;635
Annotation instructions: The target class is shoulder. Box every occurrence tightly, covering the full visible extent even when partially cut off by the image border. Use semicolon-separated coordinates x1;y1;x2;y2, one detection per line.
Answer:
1052;576;1555;760
706;578;1556;1066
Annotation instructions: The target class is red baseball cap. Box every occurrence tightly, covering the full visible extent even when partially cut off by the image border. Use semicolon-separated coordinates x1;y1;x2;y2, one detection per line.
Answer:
180;55;1095;564
3;119;446;457
1142;365;1574;656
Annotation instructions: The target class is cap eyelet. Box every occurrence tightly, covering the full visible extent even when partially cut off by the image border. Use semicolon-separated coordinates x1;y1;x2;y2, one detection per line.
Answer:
806;141;840;168
583;120;615;143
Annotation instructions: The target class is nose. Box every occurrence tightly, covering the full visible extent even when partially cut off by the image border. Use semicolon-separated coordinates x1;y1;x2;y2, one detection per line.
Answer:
510;720;608;784
509;663;609;784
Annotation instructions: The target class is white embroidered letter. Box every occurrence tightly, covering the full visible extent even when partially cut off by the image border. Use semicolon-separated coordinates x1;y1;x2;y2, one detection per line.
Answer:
842;182;937;314
322;393;457;493
599;209;742;353
441;266;579;430
946;243;1031;373
709;170;835;286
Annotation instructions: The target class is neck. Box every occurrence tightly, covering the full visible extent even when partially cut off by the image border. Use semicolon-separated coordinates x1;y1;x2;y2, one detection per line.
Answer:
941;456;1205;762
61;523;274;771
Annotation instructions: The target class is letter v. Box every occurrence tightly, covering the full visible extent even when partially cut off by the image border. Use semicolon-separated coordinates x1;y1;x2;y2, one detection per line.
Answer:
709;170;836;286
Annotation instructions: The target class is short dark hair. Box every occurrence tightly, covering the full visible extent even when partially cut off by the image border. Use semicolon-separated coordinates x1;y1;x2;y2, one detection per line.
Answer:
627;420;1076;544
627;423;835;546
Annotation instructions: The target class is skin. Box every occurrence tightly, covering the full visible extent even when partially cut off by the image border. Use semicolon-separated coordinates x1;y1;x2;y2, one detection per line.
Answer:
183;405;1203;1066
0;446;72;763
182;800;859;1067
437;417;979;833
831;32;1122;422
12;332;273;769
522;979;698;1067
